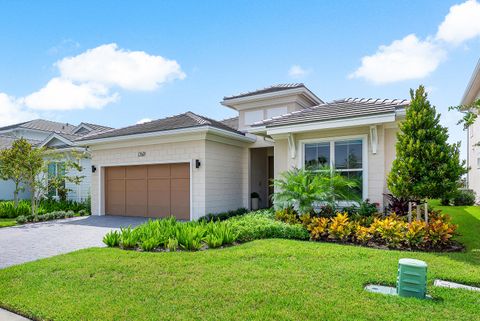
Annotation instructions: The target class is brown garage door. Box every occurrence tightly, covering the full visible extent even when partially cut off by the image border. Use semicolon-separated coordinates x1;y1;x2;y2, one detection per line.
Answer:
105;163;190;219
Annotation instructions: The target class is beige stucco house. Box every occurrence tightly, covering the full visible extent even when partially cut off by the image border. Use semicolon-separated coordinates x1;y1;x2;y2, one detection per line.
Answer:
461;59;480;201
77;84;407;220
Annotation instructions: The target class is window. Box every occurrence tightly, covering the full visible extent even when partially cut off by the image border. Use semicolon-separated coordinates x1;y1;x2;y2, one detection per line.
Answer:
48;162;66;198
303;138;365;200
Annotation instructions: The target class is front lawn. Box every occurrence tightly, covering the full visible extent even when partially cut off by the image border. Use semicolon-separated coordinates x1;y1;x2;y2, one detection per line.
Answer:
0;218;16;228
0;204;479;320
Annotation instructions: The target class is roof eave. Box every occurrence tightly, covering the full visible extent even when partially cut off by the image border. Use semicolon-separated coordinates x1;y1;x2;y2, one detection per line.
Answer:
264;112;398;136
221;86;323;108
76;126;254;146
461;58;480;106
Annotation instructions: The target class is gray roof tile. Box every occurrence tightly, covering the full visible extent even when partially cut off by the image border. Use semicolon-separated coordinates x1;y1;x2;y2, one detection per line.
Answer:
223;83;306;100
253;98;409;127
0;119;77;134
77;112;245;141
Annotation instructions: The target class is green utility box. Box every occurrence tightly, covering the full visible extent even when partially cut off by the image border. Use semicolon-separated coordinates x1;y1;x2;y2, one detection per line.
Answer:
396;258;428;299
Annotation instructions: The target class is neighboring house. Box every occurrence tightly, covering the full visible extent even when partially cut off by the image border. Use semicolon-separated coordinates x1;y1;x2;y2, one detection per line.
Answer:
0;119;112;202
78;83;407;220
461;58;480;200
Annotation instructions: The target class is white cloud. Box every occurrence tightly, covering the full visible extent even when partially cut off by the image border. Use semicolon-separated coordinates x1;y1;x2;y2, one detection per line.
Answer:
288;65;310;78
0;93;37;126
23;78;119;110
136;118;152;124
349;34;446;84
436;0;480;45
57;43;186;91
0;43;186;115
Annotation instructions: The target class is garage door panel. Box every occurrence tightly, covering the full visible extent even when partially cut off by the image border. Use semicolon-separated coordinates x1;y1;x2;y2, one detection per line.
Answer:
126;166;147;179
171;178;190;220
125;179;148;216
107;167;125;179
105;163;190;219
148;178;170;217
171;163;189;178
106;178;125;215
148;164;170;178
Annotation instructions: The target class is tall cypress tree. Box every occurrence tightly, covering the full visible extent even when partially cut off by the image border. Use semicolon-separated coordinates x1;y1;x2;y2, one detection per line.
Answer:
387;85;466;201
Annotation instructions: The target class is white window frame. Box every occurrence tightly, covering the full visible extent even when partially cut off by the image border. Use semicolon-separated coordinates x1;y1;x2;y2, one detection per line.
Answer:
297;134;368;201
47;161;66;199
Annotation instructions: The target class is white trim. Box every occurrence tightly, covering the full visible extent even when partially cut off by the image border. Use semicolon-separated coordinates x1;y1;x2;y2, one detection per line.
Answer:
297;134;368;200
287;133;296;159
39;132;74;148
266;113;396;135
72;123;94;134
221;87;323;107
370;125;378;154
77;126;255;146
97;159;193;220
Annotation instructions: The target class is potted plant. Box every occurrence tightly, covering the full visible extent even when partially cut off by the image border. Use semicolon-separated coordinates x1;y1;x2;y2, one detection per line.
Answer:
251;192;260;210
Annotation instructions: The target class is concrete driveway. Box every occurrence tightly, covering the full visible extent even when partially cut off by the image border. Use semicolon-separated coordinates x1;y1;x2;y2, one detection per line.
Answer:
0;216;149;269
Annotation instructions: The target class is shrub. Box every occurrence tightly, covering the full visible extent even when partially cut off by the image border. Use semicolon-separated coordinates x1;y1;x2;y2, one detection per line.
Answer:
355;226;373;244
198;208;248;222
103;230;121;247
328;213;353;241
140;238;160;251
405;221;427;248
175;223;206;251
383;193;415;216
119;227;139;249
274;208;300;224
452;189;476;206
427;218;457;247
317;204;336;217
16;215;27;224
228;210;309;242
370;216;405;248
343;200;379;219
307;217;329;240
166;238;178;251
78;209;89;216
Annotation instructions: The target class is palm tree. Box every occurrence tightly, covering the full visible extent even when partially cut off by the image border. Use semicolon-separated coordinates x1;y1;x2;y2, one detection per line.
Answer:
272;167;359;215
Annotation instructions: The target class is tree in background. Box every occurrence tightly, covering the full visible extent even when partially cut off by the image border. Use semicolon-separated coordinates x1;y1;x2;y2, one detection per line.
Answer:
46;151;86;201
388;85;467;204
0;138;30;207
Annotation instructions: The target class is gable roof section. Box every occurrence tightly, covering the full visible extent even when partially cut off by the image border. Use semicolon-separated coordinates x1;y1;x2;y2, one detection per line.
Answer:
72;122;113;135
77;112;246;142
223;83;307;100
39;132;83;148
0;119;77;134
252;98;409;128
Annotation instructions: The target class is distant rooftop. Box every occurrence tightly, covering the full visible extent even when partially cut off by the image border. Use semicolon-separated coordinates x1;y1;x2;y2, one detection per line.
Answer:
0;119;112;137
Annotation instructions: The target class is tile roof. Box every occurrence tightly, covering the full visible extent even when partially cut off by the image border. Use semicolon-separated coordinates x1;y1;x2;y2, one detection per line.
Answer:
77;112;245;141
0;119;77;134
223;83;306;100
0;134;41;150
78;122;113;133
220;116;239;130
253;98;409;127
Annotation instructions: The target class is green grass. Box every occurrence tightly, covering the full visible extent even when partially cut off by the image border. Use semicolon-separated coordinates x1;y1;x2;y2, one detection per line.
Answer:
0;204;479;320
0;218;16;228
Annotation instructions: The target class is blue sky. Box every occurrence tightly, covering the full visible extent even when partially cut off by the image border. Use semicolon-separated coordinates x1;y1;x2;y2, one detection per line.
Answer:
0;0;479;158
